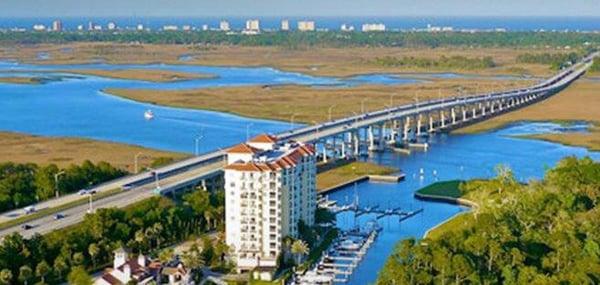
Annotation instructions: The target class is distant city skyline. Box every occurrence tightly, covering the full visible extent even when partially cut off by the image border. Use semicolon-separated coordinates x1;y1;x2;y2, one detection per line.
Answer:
1;0;599;18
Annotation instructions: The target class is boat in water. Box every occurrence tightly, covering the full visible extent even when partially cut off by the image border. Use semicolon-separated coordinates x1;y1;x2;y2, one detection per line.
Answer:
144;110;154;120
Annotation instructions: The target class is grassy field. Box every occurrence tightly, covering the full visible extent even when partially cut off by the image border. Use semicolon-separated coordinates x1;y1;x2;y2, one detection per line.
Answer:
0;76;41;84
457;80;600;150
0;43;558;77
415;180;463;199
316;161;397;191
0;132;187;171
106;78;531;124
60;68;214;82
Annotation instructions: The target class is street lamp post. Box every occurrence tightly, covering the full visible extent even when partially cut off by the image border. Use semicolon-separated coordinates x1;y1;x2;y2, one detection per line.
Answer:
134;152;144;174
290;113;297;129
328;105;337;121
246;123;254;141
361;99;368;113
54;170;65;198
195;135;204;156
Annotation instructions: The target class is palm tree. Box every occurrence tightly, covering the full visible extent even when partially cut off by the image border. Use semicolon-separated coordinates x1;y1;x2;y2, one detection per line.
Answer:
88;243;100;268
0;269;13;285
53;256;68;280
18;265;32;285
291;240;310;265
181;244;205;270
35;261;50;284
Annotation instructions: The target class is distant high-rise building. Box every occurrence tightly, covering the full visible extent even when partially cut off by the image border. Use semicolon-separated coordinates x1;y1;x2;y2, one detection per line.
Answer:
341;24;355;32
107;22;117;30
220;20;230;31
87;21;94;31
77;25;84;31
182;25;192;31
245;19;260;31
202;24;209;31
362;23;386;32
281;19;290;31
162;25;178;31
32;24;46;32
51;20;62;32
136;24;144;31
297;21;315;32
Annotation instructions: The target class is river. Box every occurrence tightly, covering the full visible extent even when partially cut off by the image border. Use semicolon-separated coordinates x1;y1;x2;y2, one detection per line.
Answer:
326;122;600;284
0;61;520;153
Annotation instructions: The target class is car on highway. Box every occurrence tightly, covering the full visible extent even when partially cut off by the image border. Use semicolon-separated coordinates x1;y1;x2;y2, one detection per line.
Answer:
121;184;133;191
21;224;33;230
54;213;65;220
79;189;97;195
24;206;36;214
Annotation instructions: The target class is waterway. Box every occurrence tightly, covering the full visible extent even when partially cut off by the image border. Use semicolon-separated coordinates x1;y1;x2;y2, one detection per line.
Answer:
1;62;598;283
326;122;600;284
0;61;517;153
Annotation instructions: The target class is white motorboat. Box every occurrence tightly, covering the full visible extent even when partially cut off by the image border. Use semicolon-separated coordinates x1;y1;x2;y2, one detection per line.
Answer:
144;110;154;120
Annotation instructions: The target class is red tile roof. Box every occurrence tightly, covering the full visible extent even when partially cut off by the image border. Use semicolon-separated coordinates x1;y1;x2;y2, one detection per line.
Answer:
249;134;278;144
224;143;315;172
227;143;261;154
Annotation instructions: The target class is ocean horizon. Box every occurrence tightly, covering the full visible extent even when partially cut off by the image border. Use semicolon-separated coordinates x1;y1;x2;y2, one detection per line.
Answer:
1;16;600;32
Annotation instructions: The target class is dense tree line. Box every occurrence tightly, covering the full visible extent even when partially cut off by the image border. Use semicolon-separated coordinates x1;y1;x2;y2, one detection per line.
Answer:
1;31;600;48
374;55;496;70
0;161;126;212
516;52;581;70
0;189;225;285
591;58;600;73
377;157;600;284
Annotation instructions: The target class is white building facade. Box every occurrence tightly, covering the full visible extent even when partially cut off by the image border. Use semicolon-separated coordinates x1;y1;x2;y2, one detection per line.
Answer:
362;23;386;32
225;134;316;273
297;21;315;32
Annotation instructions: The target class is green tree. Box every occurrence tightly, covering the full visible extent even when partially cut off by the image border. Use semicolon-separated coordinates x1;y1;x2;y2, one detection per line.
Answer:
88;243;100;269
35;261;50;284
18;265;32;285
53;256;68;280
291;240;309;265
67;266;92;285
0;269;13;285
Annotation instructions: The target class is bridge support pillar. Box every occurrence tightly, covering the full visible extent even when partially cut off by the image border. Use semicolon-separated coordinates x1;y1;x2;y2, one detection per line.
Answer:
321;141;328;163
472;108;477;119
490;103;495;113
440;111;446;128
340;137;346;159
403;117;411;141
378;123;386;150
352;131;360;156
368;126;375;150
416;115;422;136
428;115;434;133
451;108;457;124
462;107;467;122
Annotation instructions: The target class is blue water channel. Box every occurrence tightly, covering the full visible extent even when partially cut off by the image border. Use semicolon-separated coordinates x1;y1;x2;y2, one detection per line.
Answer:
326;122;600;284
0;61;428;153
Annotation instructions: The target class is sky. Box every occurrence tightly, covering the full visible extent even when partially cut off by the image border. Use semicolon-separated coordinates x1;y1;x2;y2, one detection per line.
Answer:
0;0;599;18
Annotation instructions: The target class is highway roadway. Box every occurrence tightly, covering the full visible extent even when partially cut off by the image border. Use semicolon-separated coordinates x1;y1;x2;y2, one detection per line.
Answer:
0;53;595;239
1;159;225;239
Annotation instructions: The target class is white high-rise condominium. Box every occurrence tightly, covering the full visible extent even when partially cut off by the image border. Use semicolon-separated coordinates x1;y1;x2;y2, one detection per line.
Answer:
297;21;315;32
224;134;316;275
362;23;386;32
245;19;260;31
281;19;289;31
220;20;230;31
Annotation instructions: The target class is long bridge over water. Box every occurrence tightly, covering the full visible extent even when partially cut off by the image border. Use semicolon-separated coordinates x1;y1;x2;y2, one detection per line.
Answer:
1;53;596;239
